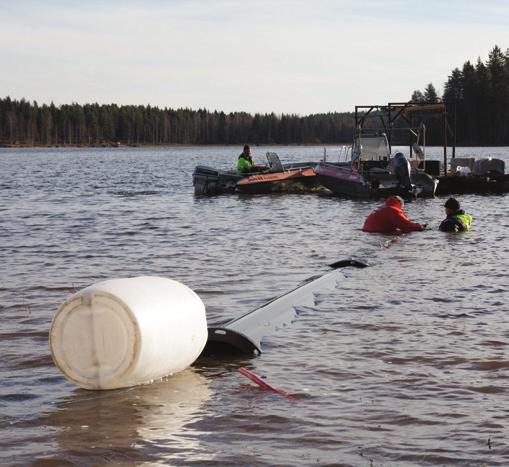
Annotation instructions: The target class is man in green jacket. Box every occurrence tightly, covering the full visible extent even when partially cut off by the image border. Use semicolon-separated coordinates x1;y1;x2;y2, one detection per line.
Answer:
439;198;473;232
237;145;255;175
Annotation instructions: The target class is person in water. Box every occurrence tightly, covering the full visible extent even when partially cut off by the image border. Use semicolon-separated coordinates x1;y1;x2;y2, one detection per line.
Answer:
362;196;426;234
439;197;472;232
237;145;255;175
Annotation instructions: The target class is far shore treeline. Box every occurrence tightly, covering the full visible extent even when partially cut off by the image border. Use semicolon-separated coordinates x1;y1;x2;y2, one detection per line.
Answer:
1;46;508;148
0;99;355;147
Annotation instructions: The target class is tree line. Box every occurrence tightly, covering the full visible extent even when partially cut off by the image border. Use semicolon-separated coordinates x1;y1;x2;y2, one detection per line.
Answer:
1;45;508;147
412;45;509;146
0;98;355;146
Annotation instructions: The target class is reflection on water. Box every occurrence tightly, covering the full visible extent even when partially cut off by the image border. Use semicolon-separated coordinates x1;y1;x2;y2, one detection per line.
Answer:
41;370;211;465
1;146;508;465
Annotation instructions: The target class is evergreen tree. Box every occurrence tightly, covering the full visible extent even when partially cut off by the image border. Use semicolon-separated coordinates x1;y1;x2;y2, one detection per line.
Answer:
411;90;425;102
423;83;439;103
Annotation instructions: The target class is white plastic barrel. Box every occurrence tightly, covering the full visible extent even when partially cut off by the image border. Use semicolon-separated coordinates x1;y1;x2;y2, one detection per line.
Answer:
50;276;208;390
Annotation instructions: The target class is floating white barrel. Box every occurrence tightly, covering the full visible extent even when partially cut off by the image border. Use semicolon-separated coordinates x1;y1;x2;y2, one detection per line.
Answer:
50;276;208;390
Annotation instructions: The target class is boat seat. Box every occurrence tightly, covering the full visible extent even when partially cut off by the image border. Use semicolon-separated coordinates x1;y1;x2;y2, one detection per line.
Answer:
266;152;284;173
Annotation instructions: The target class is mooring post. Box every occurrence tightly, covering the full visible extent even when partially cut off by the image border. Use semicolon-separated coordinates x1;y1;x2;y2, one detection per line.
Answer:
443;106;448;174
453;102;457;160
387;103;392;153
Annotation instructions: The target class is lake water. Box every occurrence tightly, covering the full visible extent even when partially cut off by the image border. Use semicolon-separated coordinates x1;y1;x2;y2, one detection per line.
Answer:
1;145;508;466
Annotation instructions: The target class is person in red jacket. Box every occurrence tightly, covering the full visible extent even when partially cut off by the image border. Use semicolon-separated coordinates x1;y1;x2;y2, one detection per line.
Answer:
362;196;425;234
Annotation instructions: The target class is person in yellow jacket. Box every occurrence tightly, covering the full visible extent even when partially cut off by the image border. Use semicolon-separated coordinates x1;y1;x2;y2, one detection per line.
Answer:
237;145;255;175
439;198;473;232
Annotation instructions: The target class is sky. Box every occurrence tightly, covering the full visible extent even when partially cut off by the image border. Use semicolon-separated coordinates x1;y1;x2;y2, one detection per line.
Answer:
1;0;509;115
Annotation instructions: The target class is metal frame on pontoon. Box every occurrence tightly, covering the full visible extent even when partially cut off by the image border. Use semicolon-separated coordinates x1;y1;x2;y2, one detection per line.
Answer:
354;101;457;174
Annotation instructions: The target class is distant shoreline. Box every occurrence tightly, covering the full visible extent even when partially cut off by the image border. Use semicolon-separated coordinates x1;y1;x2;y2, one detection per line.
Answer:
1;142;508;149
0;142;354;149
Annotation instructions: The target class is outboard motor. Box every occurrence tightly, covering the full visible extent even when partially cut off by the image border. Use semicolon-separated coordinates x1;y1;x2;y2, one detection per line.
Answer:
193;165;242;195
393;152;412;189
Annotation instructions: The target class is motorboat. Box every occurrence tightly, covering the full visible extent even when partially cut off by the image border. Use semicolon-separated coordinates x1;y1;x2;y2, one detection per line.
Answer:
314;134;438;198
193;152;319;195
314;130;438;199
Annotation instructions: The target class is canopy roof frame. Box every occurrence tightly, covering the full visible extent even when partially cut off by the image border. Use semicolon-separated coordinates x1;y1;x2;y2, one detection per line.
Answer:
354;101;457;173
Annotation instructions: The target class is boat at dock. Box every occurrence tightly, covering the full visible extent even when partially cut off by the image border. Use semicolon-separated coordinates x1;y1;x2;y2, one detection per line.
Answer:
193;152;319;195
314;131;438;198
314;101;509;198
193;101;508;198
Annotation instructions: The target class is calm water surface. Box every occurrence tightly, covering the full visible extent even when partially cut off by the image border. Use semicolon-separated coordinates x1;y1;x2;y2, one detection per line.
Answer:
0;145;508;466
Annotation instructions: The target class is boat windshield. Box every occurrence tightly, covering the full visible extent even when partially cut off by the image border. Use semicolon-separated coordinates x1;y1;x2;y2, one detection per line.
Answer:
352;134;390;162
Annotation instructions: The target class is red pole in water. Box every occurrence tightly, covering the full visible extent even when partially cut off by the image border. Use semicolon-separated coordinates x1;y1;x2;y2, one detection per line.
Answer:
238;367;297;401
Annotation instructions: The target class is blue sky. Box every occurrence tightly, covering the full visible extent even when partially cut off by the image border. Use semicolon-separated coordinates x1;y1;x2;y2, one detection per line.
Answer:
1;0;508;114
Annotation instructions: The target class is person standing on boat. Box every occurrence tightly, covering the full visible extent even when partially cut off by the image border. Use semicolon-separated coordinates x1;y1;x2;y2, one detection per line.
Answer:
439;198;472;232
237;145;255;175
362;196;425;234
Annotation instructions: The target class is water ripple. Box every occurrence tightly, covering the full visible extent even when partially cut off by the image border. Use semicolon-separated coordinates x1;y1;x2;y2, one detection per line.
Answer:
1;146;509;466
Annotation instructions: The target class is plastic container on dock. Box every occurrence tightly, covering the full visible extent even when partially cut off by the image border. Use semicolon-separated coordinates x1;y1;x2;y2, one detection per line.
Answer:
450;158;475;173
50;276;208;390
473;158;505;176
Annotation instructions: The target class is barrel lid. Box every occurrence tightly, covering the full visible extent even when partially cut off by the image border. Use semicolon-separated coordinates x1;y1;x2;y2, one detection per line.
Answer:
50;291;139;390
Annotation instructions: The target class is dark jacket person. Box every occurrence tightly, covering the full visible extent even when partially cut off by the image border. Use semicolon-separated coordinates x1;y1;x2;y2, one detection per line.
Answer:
439;198;472;232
